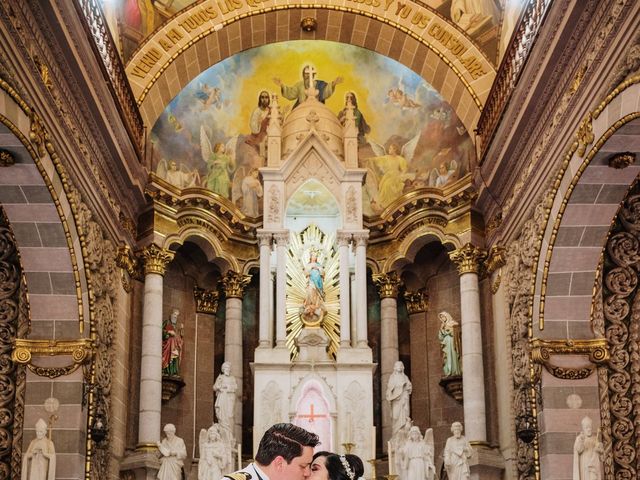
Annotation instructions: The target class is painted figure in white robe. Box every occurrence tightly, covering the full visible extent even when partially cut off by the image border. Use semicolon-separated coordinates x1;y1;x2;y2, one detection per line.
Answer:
443;422;472;480
21;418;56;480
573;416;603;480
157;423;187;480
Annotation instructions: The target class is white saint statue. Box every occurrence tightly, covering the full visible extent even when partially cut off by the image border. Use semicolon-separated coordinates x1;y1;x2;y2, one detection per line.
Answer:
198;424;228;480
21;418;56;480
400;426;435;480
386;361;412;436
443;422;472;480
573;416;603;480
157;423;187;480
213;362;238;432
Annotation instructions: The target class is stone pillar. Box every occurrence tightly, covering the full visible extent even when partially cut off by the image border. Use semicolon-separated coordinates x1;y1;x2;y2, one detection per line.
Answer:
337;231;352;347
372;271;402;448
274;231;289;347
404;289;429;425
353;232;369;347
138;244;174;448
257;231;273;347
449;243;488;443
221;270;251;441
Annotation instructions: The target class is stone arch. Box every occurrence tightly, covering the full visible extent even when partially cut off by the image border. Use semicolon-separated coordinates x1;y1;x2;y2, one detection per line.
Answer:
382;228;461;273
531;79;640;479
163;227;239;273
132;8;490;137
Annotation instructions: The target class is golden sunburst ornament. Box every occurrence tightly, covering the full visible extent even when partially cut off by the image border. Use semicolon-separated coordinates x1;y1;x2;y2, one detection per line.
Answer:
286;224;340;359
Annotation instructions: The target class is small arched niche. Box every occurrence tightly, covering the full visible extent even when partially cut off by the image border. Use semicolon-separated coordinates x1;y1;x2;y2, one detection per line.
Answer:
284;178;341;233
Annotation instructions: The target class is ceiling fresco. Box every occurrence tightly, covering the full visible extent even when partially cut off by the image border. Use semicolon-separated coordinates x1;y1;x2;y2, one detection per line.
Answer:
150;40;475;217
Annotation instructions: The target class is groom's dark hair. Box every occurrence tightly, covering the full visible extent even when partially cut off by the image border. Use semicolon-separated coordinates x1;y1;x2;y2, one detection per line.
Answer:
255;423;320;465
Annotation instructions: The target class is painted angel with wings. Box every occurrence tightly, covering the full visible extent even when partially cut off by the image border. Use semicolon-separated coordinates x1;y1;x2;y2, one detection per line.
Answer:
155;159;201;189
198;424;229;480
201;125;238;198
429;156;459;188
386;77;422;110
400;426;436;480
367;132;421;207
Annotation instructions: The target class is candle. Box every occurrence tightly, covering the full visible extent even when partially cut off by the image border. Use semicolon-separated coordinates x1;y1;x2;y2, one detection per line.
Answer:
237;443;242;469
346;412;352;443
387;441;393;474
371;427;376;459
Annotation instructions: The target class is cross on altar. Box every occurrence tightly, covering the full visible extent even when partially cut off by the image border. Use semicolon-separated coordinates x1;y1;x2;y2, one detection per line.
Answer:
298;403;328;423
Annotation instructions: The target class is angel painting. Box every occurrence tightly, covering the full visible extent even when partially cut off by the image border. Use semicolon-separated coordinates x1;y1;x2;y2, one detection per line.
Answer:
201;125;237;198
429;157;459;188
156;159;201;189
367;133;421;207
198;424;229;480
386;78;421;110
195;83;223;111
400;426;436;480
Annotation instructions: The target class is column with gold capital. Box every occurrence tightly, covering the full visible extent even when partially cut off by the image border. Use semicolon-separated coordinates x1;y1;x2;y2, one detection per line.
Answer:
257;231;273;347
449;243;488;443
221;270;251;441
353;231;369;347
138;244;174;448
372;271;402;448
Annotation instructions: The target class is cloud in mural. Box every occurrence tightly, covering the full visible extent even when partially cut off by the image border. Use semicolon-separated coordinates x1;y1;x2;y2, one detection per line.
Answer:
151;40;474;217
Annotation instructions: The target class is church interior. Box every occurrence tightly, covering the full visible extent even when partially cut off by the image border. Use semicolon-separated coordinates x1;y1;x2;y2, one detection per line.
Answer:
1;1;639;479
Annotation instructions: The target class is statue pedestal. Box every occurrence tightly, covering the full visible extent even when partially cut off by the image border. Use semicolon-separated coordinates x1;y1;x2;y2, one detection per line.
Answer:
120;450;160;480
439;375;463;402
469;445;504;480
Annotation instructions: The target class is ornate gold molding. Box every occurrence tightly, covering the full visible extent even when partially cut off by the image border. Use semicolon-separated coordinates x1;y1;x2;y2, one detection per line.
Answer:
194;286;220;314
607;151;636;169
403;289;428;314
449;243;487;275
576;113;595;157
220;271;251;298
0;148;15;166
531;338;609;380
485;245;506;275
116;244;142;292
12;338;94;379
372;272;402;299
139;243;174;276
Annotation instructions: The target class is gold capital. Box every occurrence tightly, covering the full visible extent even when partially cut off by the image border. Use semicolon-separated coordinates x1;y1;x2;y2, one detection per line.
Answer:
449;243;487;275
194;286;220;314
372;271;402;299
485;245;506;275
140;244;174;276
404;289;428;314
221;271;252;298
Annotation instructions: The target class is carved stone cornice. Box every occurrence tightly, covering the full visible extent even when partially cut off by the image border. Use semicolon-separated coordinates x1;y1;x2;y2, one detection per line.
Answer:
372;272;402;299
485;245;506;275
194;286;219;314
352;231;369;246
531;337;609;380
139;244;174;276
0;148;15;166
449;243;487;275
272;231;289;246
404;289;428;314
256;231;273;247
220;271;251;299
336;231;352;246
12;338;94;378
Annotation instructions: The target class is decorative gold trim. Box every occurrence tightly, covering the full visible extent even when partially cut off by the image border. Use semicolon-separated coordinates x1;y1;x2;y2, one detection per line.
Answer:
372;272;402;299
403;288;428;314
300;17;317;32
12;338;94;378
135;442;159;452
220;271;251;298
448;243;487;275
607;151;636;169
485;245;506;275
531;338;609;380
0;148;15;166
194;286;220;314
576;113;595;157
116;244;141;292
140;243;175;276
490;272;501;295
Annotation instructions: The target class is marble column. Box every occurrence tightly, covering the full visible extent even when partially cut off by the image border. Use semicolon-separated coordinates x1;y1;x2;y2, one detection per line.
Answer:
404;289;429;425
337;231;352;347
221;270;251;442
138;244;174;449
449;243;488;443
372;271;402;448
353;232;369;347
257;231;273;347
274;231;289;347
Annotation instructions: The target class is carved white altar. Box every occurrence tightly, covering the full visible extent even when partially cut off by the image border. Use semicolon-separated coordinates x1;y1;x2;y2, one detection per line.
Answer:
252;82;375;475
